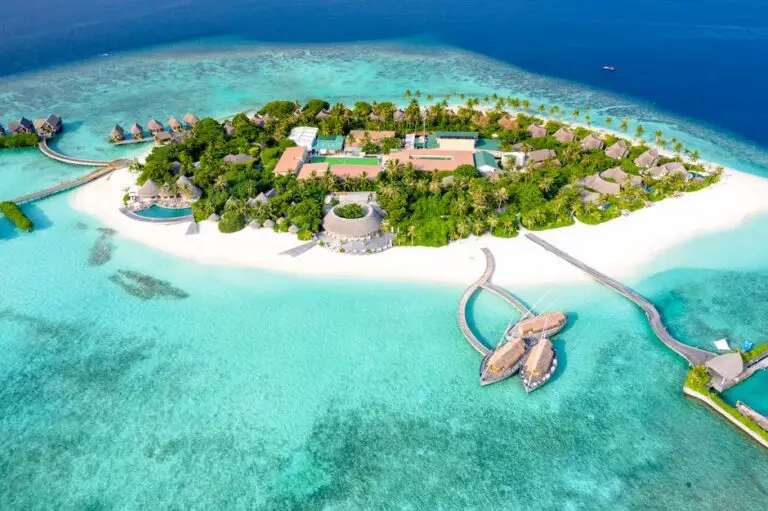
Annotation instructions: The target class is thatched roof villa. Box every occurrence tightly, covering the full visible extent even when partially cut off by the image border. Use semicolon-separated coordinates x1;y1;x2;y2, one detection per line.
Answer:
223;153;255;165
208;213;221;222
34;114;63;135
605;140;630;159
527;123;547;139
315;109;331;120
168;117;183;132
581;134;604;151
250;188;276;207
322;204;383;241
176;175;202;200
154;131;172;145
288;224;300;234
600;166;643;188
554;127;575;144
393;109;406;122
224;121;236;136
147;119;164;134
138;179;159;199
263;219;275;228
645;161;688;180
130;123;144;139
527;148;558;169
250;114;266;127
634;148;659;168
10;117;34;134
579;188;601;205
577;174;620;196
110;124;125;142
498;115;519;131
183;112;199;127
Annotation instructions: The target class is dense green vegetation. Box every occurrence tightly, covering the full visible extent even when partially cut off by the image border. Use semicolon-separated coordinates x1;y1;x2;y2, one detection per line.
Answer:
134;96;719;247
685;366;768;443
335;203;366;219
0;201;33;231
742;342;768;363
0;133;38;149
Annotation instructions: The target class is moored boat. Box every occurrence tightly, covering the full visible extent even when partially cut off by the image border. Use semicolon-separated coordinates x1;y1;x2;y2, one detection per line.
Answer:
520;336;557;393
480;336;526;386
512;311;567;340
602;65;617;72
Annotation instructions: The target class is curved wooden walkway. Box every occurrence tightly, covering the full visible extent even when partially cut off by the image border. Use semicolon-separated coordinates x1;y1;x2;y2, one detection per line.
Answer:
525;233;715;366
456;248;529;356
39;139;111;167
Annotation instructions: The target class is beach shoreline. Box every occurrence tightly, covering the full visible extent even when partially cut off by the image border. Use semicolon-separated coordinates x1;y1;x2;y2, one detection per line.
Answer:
71;165;768;288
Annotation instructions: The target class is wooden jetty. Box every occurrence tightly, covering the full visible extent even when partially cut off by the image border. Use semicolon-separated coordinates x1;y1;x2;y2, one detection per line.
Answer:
39;138;110;167
524;233;715;367
10;160;128;205
456;248;529;356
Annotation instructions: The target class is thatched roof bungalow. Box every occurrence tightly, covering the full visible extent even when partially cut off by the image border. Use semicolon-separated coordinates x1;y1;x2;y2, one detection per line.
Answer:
263;219;275;228
250;188;276;206
315;109;331;120
110;124;125;142
368;112;382;122
154;131;172;145
223;153;255;165
554;127;575;144
634;148;659;168
527;124;547;139
130;123;144;139
393;109;406;122
498;115;519;131
34;114;63;135
223;121;236;136
322;204;383;241
605;140;629;159
600;166;643;188
288;224;300;234
168;117;183;132
249;220;261;229
581;134;604;151
250;114;266;127
645;161;688;180
183;113;199;127
176;175;202;200
147;119;164;134
577;174;620;196
137;179;159;199
527;149;557;163
208;213;221;222
579;188;601;205
10;117;34;134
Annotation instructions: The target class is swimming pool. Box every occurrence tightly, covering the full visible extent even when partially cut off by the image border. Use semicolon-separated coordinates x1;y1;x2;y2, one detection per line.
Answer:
133;205;192;219
309;157;380;166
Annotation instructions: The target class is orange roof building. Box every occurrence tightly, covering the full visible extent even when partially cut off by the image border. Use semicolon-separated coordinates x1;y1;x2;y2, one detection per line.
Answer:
273;146;308;175
385;149;475;172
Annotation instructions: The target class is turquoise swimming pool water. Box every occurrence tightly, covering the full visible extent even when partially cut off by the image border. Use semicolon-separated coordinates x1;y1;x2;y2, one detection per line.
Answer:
133;205;192;219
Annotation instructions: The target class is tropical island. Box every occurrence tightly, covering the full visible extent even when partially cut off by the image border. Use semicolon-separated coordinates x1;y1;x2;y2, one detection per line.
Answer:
127;97;722;249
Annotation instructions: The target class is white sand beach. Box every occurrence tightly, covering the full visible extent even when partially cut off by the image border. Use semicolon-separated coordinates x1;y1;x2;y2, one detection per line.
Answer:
72;166;768;287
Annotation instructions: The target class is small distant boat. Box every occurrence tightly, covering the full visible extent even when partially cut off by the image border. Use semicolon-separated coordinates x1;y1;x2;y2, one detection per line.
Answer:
520;336;558;393
511;311;567;340
602;65;617;72
714;338;730;351
480;337;526;386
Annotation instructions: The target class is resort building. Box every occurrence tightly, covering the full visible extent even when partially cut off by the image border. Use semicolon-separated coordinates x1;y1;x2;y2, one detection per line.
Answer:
223;153;256;166
385;149;475;172
319;202;393;253
474;151;501;175
250;114;266;127
168;117;183;132
325;191;376;206
154;131;172;145
705;352;744;391
224;121;236;137
579;188;601;205
315;109;331;121
183;113;199;127
130;123;144;139
147;119;164;134
581;134;604;151
288;126;319;149
0;123;5;136
9;117;34;134
312;135;345;154
393;109;406;122
138;179;159;200
527;148;558;168
176;175;202;200
249;188;276;207
33;114;63;136
346;130;396;150
273;146;308;175
600;166;643;189
498;115;519;131
645;161;689;180
471;113;491;128
110;124;125;142
527;124;547;139
554;127;575;144
296;162;330;179
433;132;478;151
634;148;659;168
605;140;630;160
577;174;620;196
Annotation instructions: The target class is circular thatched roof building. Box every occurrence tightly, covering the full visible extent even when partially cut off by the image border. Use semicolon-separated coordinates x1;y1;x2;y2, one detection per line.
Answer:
322;204;383;241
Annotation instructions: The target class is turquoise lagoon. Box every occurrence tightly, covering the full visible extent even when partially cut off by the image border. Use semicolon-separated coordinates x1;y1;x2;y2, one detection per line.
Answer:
1;39;768;507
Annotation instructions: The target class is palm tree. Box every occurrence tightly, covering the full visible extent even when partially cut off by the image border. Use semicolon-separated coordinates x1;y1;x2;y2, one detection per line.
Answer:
571;108;580;120
457;222;467;238
427;94;433;102
493;187;508;207
538;175;555;193
487;215;499;232
522;99;530;112
509;97;521;110
214;175;229;190
404;89;411;98
584;114;592;126
689;149;700;163
503;218;515;236
605;116;613;126
454;198;468;216
654;129;664;145
473;220;485;236
538;104;546;115
673;140;684;155
619;118;629;132
408;225;416;245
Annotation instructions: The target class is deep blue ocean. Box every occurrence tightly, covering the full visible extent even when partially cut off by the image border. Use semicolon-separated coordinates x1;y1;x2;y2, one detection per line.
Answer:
3;0;768;146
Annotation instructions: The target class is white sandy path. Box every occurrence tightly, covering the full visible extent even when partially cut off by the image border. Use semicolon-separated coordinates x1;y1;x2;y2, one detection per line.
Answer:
71;167;768;288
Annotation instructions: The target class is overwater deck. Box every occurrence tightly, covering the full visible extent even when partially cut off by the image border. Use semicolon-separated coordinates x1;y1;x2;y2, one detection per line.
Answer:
525;233;715;366
456;248;529;356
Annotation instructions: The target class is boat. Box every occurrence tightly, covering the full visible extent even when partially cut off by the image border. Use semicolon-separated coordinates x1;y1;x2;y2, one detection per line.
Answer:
713;338;730;351
520;336;558;393
511;311;567;340
602;65;617;72
479;336;527;386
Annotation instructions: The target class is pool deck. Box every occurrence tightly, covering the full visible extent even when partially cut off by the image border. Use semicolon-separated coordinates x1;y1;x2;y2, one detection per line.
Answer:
119;207;193;224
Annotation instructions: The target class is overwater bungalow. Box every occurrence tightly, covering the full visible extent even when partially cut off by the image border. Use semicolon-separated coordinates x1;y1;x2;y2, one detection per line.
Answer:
554;127;575;144
130;123;144;139
154;131;172;145
34;114;63;136
110;124;125;142
705;352;744;391
168;117;183;132
147;119;164;134
577;173;620;196
581;133;604;151
600;166;643;188
520;337;557;393
183;112;199;127
137;179;159;200
10;117;34;134
223;153;255;165
605;139;629;159
498;115;519;131
480;337;527;386
512;311;567;339
634;148;659;168
176;175;202;200
527;123;547;139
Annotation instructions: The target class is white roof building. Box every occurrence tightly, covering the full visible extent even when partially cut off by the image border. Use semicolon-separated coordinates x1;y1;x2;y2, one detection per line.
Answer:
288;126;319;149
